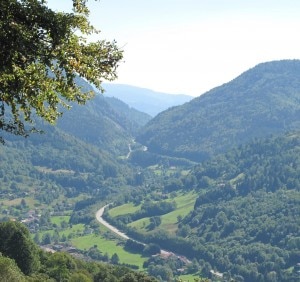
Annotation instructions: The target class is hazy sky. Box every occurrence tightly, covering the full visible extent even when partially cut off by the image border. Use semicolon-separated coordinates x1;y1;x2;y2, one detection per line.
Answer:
48;0;300;96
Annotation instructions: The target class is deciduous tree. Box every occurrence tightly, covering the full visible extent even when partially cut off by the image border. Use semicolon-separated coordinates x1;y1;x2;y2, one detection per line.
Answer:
0;0;123;142
0;256;26;282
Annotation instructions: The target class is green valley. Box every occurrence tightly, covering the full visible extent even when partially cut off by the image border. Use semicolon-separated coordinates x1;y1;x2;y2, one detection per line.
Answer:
1;59;300;282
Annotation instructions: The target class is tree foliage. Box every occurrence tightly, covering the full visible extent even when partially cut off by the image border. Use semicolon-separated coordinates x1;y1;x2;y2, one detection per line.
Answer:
0;256;27;282
176;133;300;281
0;0;123;141
0;221;40;275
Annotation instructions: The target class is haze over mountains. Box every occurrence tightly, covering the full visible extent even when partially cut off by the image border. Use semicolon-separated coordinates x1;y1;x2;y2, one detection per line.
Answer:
3;59;300;177
102;83;193;117
136;60;300;162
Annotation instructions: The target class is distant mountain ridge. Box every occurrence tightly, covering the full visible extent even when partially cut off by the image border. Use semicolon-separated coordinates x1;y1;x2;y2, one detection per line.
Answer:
136;60;300;162
102;83;193;116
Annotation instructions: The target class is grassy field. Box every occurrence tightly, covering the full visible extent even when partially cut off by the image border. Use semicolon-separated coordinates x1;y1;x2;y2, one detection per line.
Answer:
50;215;70;225
160;191;197;228
178;273;204;281
108;203;140;217
60;224;86;237
147;165;190;177
37;223;85;239
34;214;148;269
128;191;197;234
149;191;194;232
34;166;74;174
2;196;37;209
72;234;147;269
128;217;150;231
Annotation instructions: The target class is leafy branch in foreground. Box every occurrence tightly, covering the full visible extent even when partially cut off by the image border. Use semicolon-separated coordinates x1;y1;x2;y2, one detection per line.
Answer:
0;0;123;141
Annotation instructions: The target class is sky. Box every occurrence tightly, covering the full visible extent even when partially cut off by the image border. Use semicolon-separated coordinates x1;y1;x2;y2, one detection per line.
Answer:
47;0;300;96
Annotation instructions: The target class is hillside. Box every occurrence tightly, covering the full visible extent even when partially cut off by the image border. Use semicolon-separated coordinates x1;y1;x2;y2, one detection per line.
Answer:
56;95;147;155
0;122;134;197
137;60;300;162
56;77;152;155
180;131;300;281
0;76;149;223
103;83;193;117
104;96;152;130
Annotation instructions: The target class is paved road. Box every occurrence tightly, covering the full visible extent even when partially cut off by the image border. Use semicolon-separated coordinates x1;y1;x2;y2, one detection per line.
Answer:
95;204;130;240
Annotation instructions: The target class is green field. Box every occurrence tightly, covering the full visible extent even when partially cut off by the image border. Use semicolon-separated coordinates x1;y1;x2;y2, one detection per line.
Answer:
147;165;190;177
178;273;204;281
35;214;148;269
128;217;150;231
72;234;147;269
108;203;141;217
37;223;85;239
60;224;86;237
2;197;37;209
50;215;70;225
128;191;197;234
160;191;196;230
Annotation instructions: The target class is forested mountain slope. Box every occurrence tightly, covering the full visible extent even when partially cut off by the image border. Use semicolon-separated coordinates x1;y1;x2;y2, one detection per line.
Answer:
0;123;134;199
104;96;152;129
56;77;152;155
137;60;300;161
0;77;149;205
180;131;300;281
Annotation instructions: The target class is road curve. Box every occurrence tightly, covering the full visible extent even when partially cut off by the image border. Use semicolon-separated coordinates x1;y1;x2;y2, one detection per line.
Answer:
95;204;130;240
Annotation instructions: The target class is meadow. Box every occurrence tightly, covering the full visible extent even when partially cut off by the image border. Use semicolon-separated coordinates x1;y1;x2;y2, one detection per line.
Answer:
71;234;147;269
127;191;197;234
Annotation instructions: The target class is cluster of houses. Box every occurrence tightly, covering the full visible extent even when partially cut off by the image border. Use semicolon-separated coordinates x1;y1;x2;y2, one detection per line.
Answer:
20;209;41;232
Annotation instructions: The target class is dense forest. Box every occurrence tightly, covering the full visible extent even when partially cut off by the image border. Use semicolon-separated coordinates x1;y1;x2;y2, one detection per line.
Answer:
184;133;300;281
